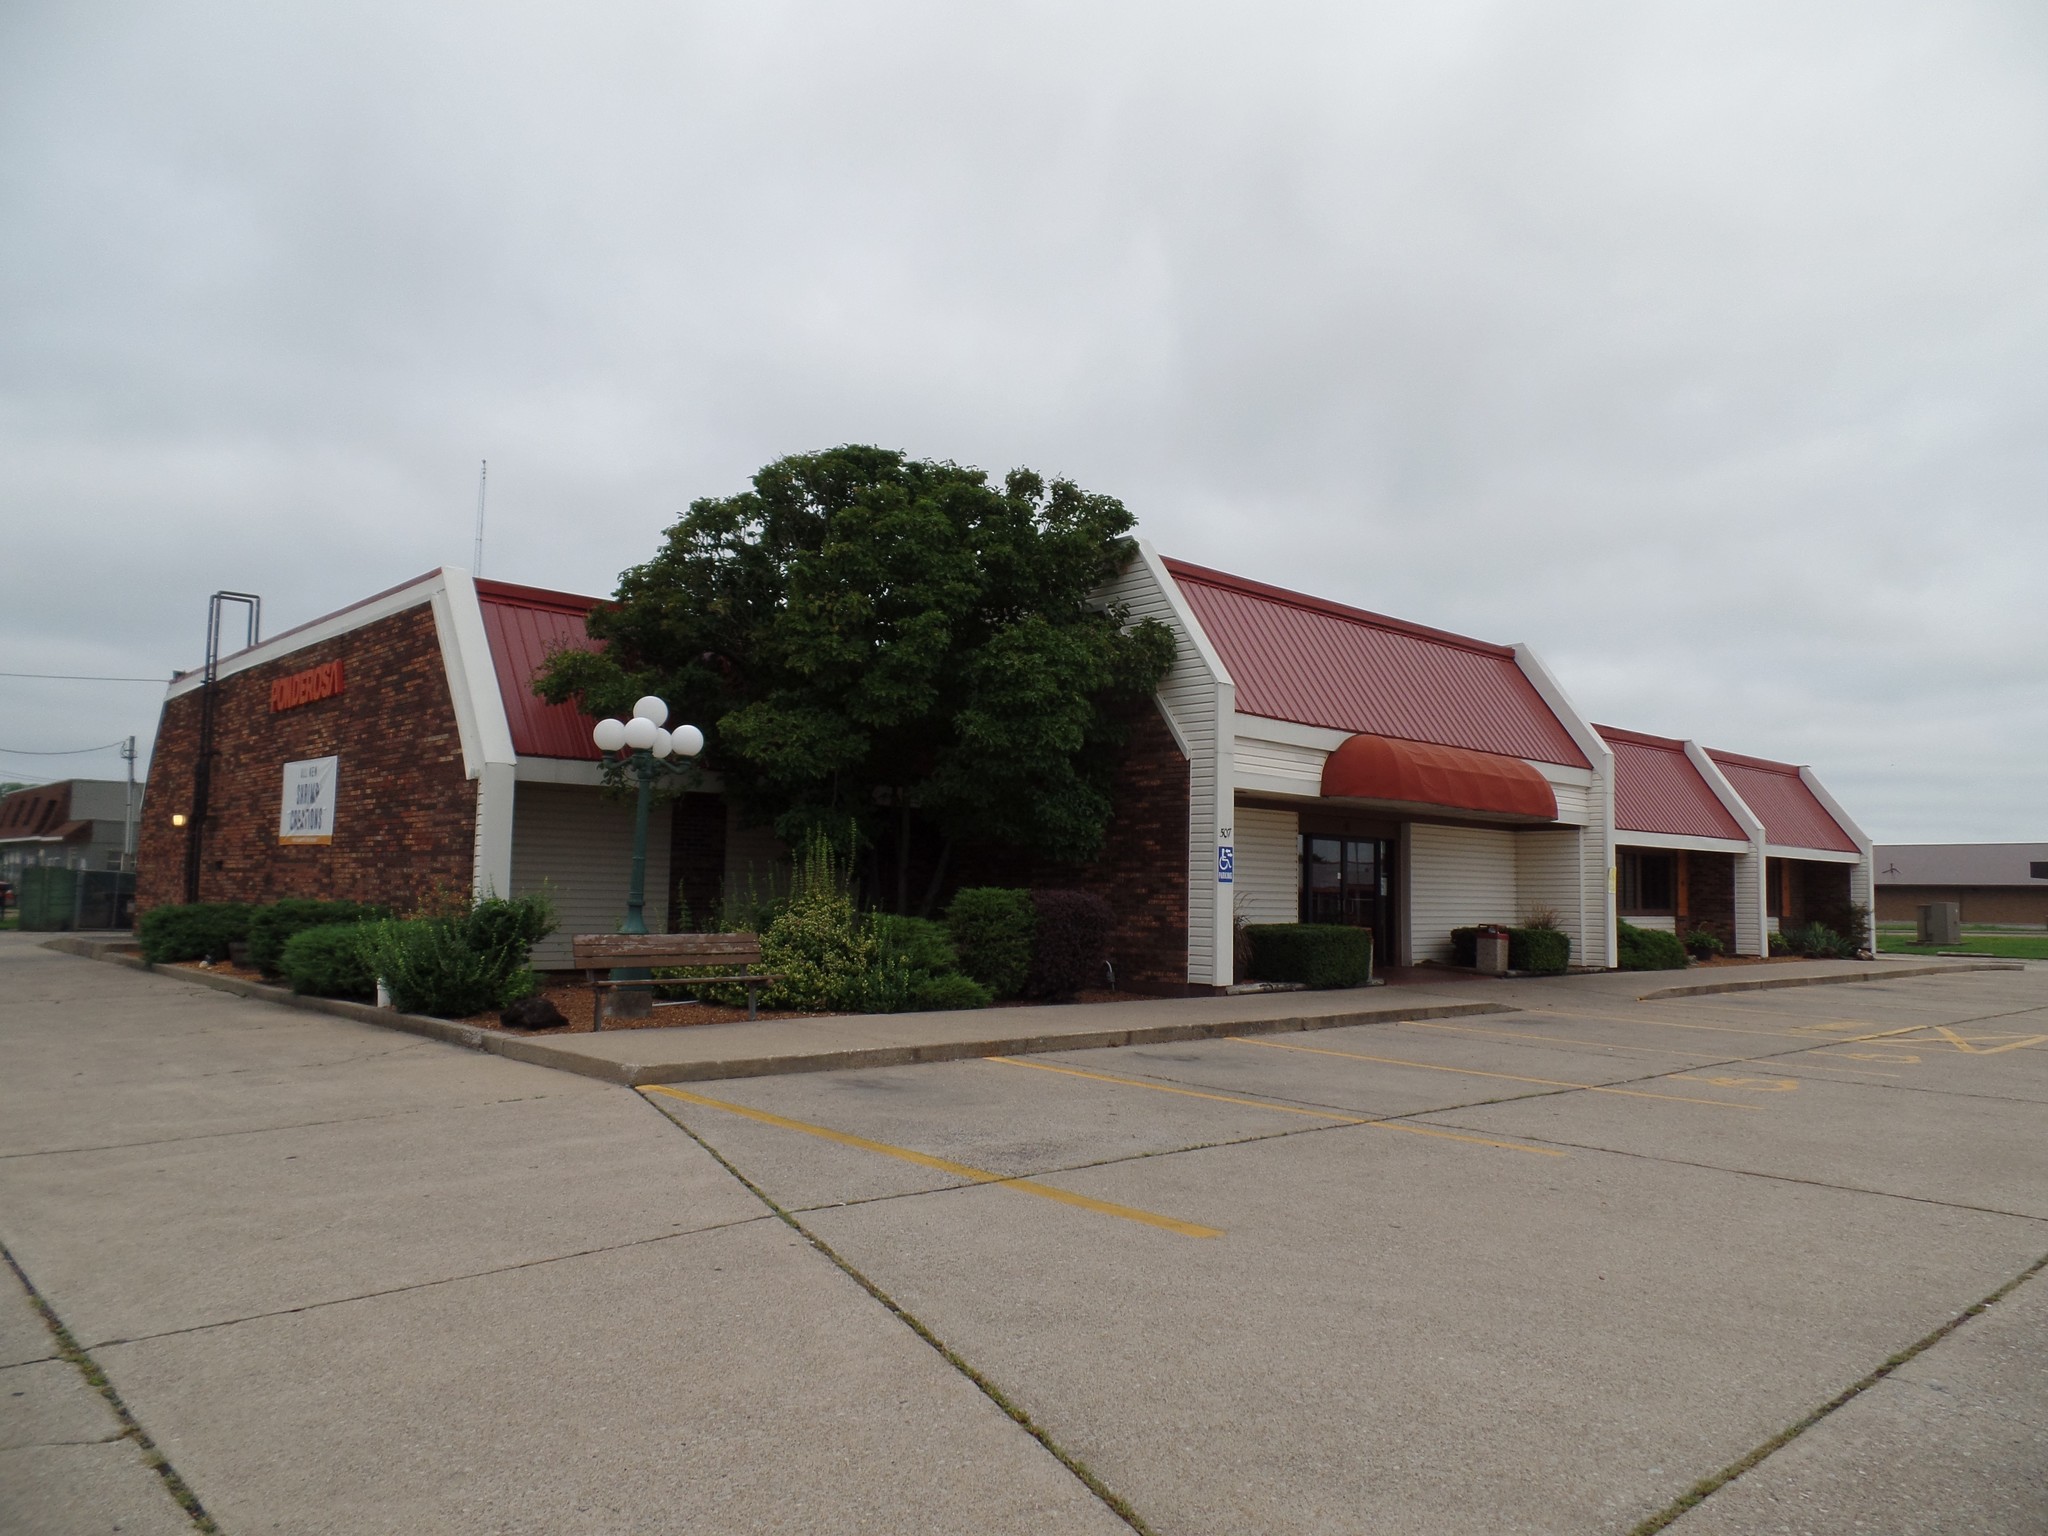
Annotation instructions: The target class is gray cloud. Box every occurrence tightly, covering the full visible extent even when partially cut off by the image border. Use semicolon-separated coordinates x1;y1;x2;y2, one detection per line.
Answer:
3;1;2043;837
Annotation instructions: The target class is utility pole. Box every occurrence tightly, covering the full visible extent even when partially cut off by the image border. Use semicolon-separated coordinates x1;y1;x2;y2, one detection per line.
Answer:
473;460;488;576
120;735;136;872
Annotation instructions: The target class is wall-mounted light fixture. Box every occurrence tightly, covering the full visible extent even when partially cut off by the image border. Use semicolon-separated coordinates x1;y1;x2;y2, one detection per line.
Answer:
171;813;188;827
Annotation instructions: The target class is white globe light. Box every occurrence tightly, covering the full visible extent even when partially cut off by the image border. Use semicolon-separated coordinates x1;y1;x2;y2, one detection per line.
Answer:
632;696;668;726
623;715;659;750
670;723;704;758
650;727;673;759
592;718;628;752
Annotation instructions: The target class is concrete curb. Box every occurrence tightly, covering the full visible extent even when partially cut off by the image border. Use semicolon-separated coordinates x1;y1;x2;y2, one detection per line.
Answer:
605;1000;1517;1087
40;936;1512;1086
1638;960;2024;1001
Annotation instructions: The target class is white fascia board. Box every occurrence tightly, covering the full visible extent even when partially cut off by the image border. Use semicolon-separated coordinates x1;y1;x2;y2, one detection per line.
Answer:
1136;540;1233;689
1233;773;1326;801
1234;716;1349;753
1797;766;1874;856
1685;742;1768;842
513;757;728;793
1765;844;1864;864
1615;830;1756;854
164;573;448;701
1510;644;1612;774
431;569;518;781
1531;760;1596;789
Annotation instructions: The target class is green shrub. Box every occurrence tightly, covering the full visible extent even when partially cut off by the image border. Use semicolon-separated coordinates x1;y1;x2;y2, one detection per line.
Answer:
759;833;907;1012
248;899;387;976
905;971;993;1012
1244;923;1372;988
870;914;960;976
1510;927;1571;975
1681;927;1726;960
1781;921;1854;959
1024;889;1114;999
278;923;377;1001
361;892;557;1017
944;888;1037;1000
137;902;255;963
1617;921;1687;971
1768;929;1792;956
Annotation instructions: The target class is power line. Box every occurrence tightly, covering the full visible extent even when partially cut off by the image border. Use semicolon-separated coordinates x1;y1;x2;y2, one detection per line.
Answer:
0;671;167;682
0;741;128;756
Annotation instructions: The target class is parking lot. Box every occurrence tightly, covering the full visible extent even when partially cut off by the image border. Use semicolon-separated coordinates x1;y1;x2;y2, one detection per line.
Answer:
3;940;2044;1533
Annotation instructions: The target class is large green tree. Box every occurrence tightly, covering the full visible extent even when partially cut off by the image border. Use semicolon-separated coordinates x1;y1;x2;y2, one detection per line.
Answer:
537;445;1176;913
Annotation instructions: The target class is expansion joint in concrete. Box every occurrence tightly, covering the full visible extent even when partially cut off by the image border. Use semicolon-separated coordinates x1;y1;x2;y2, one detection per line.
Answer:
85;1215;777;1351
0;1240;219;1533
641;1092;1165;1536
1626;1249;2048;1535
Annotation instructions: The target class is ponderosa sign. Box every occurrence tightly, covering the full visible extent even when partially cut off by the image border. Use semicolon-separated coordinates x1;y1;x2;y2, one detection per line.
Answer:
271;660;345;712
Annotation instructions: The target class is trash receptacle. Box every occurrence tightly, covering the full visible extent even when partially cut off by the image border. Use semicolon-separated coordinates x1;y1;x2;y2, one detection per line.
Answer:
1475;924;1511;975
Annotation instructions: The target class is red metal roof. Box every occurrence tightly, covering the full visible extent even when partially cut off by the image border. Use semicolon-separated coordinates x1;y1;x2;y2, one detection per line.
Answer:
1705;749;1859;854
1322;734;1558;821
474;578;608;760
1165;560;1590;768
1596;726;1747;841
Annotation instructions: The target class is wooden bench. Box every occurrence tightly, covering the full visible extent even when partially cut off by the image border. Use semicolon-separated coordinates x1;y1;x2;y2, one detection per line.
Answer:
571;933;781;1028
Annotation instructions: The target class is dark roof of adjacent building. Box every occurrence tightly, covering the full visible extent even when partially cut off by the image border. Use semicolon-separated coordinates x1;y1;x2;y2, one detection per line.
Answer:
1874;843;2048;886
474;578;607;760
1704;749;1859;853
1165;559;1591;769
1595;726;1746;841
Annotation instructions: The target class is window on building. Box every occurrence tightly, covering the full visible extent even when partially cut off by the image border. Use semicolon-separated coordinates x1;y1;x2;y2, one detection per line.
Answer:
1619;851;1677;915
2031;862;2048;880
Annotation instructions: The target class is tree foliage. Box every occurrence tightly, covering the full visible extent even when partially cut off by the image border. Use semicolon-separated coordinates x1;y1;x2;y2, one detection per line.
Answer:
537;446;1175;907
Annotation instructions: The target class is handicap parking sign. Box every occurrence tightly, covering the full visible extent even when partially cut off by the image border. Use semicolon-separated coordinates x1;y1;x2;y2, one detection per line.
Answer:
1218;845;1234;883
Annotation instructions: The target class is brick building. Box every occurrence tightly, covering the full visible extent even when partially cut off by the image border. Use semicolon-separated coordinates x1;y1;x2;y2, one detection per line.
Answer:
138;549;1875;986
1874;844;2048;926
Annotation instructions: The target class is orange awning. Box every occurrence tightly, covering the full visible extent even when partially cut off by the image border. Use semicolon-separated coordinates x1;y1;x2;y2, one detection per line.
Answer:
1320;734;1558;821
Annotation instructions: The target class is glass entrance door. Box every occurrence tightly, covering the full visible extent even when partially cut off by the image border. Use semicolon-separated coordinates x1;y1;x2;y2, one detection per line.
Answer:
1302;835;1396;966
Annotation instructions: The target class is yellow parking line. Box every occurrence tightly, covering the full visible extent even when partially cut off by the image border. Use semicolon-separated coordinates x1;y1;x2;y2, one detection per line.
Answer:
985;1056;1565;1157
1231;1036;1759;1111
641;1084;1221;1239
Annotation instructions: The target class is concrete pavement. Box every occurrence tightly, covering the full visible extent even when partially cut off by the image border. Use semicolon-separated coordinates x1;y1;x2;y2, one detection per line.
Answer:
5;933;2044;1532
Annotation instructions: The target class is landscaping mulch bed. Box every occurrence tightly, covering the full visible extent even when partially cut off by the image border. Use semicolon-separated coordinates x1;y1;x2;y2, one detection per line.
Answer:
465;982;1162;1034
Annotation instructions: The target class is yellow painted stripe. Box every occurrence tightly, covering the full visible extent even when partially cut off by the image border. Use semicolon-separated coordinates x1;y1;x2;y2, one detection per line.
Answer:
640;1084;1221;1239
1230;1035;1758;1111
984;1056;1566;1157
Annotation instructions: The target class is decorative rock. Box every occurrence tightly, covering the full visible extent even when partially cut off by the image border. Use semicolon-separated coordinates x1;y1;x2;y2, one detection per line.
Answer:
500;995;568;1030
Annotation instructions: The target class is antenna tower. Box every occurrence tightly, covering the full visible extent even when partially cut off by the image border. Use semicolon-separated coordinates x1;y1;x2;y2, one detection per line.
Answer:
473;459;488;576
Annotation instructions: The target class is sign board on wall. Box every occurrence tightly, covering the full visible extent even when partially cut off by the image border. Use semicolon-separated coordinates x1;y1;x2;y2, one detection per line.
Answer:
271;660;344;712
279;757;339;845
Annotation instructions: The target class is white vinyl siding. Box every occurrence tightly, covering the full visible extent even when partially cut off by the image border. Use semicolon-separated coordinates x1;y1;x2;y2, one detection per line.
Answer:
509;782;672;971
1407;823;1519;962
1627;915;1678;934
1515;829;1586;963
1733;847;1765;956
1234;736;1326;797
1235;806;1300;926
1095;547;1223;986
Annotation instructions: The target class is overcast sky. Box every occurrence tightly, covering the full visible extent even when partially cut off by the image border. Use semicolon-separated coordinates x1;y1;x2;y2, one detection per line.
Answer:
4;2;2043;841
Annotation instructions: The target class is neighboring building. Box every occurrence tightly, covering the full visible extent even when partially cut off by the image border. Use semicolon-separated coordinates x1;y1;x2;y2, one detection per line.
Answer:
1873;843;2048;926
136;551;1876;988
0;779;143;880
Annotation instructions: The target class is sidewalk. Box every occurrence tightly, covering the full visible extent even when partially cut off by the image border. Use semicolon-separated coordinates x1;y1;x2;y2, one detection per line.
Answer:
40;934;2023;1088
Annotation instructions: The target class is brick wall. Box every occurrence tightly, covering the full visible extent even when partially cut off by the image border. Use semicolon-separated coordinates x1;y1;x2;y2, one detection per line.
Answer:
137;603;475;914
1682;851;1736;950
953;702;1192;992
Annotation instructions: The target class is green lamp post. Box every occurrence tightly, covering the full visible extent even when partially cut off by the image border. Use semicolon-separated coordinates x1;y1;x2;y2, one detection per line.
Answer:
592;696;704;1015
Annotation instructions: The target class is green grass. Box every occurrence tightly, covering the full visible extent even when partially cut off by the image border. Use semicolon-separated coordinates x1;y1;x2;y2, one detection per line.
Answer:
1878;933;2048;960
